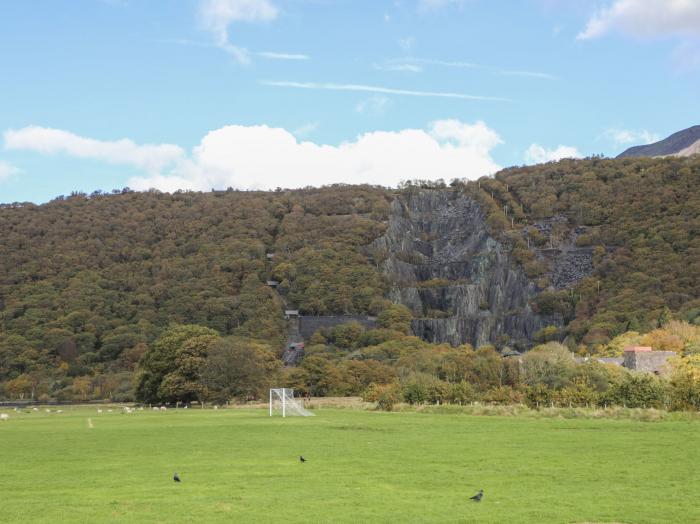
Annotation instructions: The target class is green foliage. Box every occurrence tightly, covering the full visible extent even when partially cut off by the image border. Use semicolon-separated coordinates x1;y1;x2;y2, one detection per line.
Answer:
377;304;413;334
0;186;391;398
200;337;279;402
603;373;666;409
136;324;219;404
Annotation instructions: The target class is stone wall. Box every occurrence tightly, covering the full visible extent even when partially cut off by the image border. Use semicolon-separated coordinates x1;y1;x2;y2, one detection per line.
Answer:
299;315;377;340
623;351;676;373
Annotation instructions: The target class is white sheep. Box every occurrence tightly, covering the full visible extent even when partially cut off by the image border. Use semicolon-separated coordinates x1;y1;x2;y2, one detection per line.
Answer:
56;410;63;413
0;413;9;421
160;406;167;412
33;407;39;411
152;406;159;411
214;405;219;410
97;408;103;414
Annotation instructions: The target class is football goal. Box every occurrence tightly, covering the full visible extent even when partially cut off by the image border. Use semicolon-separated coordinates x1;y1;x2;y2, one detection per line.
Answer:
269;388;314;417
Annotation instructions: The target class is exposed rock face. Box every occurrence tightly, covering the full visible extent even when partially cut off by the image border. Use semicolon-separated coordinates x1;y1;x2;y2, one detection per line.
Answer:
373;190;558;349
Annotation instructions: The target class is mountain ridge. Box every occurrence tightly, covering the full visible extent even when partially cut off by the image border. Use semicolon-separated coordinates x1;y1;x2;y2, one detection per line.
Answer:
617;125;700;158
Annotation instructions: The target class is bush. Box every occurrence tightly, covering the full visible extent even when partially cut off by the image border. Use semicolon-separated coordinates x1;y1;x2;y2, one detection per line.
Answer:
482;386;523;405
603;373;666;409
363;383;402;411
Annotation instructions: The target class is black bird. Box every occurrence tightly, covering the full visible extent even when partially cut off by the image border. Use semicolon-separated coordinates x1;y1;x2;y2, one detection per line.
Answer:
299;456;306;463
470;489;483;502
173;473;181;482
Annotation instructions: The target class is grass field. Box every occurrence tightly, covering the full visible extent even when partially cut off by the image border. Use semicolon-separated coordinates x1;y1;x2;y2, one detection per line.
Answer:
0;406;698;523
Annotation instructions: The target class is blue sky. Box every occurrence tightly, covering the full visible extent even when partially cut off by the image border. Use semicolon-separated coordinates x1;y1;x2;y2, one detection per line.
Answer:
1;0;699;203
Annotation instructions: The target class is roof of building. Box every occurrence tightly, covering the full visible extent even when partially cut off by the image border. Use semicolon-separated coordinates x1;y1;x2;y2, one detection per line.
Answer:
624;346;653;352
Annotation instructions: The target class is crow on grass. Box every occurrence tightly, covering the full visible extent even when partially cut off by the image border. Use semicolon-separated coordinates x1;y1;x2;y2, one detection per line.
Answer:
470;489;483;502
299;456;306;463
173;473;181;482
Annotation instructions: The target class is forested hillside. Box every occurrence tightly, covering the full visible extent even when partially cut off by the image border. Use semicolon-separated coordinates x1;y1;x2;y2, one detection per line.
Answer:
0;156;699;402
0;186;392;400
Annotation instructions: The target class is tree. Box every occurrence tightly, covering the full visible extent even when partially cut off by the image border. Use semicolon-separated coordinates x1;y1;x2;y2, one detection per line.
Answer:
377;304;413;334
136;324;219;403
158;334;220;403
201;337;279;402
521;342;576;389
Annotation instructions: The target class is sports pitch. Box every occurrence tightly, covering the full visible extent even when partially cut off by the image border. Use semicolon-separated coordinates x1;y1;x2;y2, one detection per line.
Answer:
0;406;698;523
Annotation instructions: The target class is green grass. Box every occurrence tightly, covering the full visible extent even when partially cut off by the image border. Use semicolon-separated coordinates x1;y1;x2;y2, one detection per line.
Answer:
0;407;698;523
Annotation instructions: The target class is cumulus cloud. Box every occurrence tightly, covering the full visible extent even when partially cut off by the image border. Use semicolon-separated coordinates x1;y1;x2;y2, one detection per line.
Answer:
525;143;582;164
601;128;659;146
0;161;21;182
578;0;700;40
4;126;185;173
198;0;279;63
4;121;503;191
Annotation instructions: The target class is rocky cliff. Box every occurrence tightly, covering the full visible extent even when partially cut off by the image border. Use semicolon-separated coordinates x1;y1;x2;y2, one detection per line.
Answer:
373;190;559;349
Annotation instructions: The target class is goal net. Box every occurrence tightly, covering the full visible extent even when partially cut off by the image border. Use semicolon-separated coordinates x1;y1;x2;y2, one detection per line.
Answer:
269;388;314;417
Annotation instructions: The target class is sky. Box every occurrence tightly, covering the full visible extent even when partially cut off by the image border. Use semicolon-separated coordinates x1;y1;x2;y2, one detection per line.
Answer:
0;0;699;203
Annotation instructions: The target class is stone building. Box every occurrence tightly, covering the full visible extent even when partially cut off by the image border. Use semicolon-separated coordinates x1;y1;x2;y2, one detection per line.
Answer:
622;346;675;374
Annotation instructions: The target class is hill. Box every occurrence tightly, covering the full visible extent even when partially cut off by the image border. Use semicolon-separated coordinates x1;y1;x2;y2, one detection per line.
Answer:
617;125;700;158
1;156;699;401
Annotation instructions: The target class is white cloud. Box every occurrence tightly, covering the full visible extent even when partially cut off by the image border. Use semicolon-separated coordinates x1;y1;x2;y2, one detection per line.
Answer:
261;80;510;102
257;51;309;60
0;161;21;182
355;95;391;115
388;58;555;79
600;128;659;146
4;121;503;191
292;122;319;138
398;37;415;51
198;0;279;63
374;62;423;73
398;57;478;69
578;0;700;40
525;143;582;164
128;120;502;191
418;0;464;11
4;126;185;173
498;69;557;80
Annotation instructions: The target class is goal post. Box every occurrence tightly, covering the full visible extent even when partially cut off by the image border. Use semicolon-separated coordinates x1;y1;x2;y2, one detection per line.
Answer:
269;388;314;417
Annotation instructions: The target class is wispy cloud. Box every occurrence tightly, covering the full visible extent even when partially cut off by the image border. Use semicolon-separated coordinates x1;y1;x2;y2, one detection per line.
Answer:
525;143;582;164
577;0;700;40
383;57;556;79
398;37;415;51
292;121;319;138
374;63;423;73
355;95;391;115
399;57;478;69
261;81;511;102
599;128;659;146
418;0;465;12
154;39;309;61
498;69;558;80
198;0;279;63
0;161;21;182
258;51;310;60
4;126;185;174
